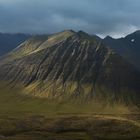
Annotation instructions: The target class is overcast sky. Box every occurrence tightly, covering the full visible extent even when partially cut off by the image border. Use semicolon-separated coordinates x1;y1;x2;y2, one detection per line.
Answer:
0;0;140;38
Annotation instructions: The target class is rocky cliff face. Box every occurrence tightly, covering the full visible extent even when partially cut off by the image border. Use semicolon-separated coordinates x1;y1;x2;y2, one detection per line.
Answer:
0;30;140;104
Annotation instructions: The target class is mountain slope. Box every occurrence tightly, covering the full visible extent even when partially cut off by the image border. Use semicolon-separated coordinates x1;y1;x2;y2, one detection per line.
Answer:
0;33;31;56
0;30;140;105
0;30;75;63
104;30;140;70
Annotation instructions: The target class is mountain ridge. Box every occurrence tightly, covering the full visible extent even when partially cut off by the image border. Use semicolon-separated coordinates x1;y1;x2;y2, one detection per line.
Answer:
0;33;31;56
104;30;140;70
0;30;140;106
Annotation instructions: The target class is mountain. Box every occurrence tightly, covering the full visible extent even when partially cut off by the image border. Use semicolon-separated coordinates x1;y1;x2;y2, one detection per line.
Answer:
91;34;102;42
0;30;140;105
0;33;31;56
104;30;140;70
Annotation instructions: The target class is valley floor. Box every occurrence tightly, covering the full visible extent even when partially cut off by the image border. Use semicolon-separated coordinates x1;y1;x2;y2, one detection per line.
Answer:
0;114;139;140
0;85;140;140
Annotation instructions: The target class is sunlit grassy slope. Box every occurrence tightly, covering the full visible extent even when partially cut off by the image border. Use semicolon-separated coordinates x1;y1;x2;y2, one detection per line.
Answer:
1;30;75;63
0;83;138;115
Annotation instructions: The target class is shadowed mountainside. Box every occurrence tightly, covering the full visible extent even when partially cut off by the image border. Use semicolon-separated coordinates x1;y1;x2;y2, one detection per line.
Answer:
104;30;140;70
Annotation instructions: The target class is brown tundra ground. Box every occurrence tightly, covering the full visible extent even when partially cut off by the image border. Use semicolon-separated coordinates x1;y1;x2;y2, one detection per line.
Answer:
0;85;140;140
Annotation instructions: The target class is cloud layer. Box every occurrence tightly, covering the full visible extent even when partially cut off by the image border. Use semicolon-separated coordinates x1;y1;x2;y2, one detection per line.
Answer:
0;0;140;37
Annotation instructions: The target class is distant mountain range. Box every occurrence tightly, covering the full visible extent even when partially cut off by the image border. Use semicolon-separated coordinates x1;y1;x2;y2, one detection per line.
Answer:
0;30;140;106
0;33;31;56
104;30;140;70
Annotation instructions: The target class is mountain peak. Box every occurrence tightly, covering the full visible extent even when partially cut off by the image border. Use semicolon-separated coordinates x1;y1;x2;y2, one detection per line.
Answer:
133;30;140;35
59;29;76;35
125;30;140;39
104;35;113;40
76;30;91;39
77;30;89;35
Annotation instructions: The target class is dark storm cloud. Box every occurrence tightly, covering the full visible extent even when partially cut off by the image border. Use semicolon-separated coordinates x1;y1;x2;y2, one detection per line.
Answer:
0;0;140;37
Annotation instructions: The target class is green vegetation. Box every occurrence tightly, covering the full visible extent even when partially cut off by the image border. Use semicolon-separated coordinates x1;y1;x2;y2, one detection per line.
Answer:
0;113;139;140
0;84;140;140
0;83;137;115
